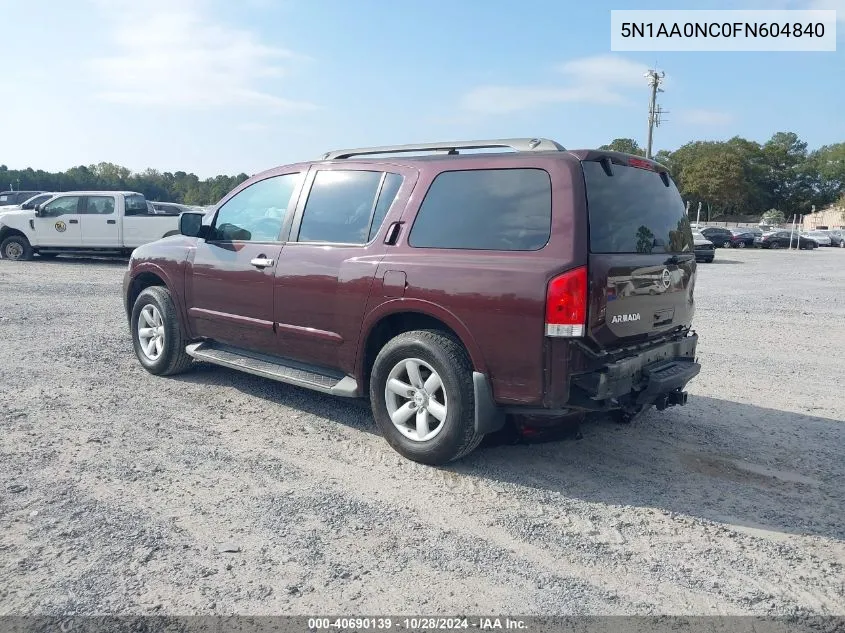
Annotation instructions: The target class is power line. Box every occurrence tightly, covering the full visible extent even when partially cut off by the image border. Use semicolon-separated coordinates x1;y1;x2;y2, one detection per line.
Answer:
644;68;667;159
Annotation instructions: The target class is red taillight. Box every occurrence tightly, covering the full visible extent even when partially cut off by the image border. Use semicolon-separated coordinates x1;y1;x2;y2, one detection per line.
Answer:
628;157;655;171
545;266;587;337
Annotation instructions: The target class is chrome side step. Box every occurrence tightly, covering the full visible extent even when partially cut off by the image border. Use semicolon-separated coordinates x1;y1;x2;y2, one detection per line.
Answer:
185;342;358;397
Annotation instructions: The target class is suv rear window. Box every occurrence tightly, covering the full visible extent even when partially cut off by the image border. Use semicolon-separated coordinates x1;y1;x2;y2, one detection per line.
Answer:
409;168;551;251
583;161;692;254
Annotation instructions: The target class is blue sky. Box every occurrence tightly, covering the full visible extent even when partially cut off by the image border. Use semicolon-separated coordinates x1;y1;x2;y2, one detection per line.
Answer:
1;0;842;178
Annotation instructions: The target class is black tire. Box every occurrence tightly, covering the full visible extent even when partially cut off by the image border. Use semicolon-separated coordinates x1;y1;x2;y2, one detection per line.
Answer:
130;286;193;376
0;235;34;261
369;329;482;465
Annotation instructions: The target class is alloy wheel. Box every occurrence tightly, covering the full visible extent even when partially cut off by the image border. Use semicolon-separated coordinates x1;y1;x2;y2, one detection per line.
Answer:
137;304;165;361
384;358;448;442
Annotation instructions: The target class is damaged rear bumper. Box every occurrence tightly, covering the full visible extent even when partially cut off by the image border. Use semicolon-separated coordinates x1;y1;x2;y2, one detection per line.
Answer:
570;333;700;408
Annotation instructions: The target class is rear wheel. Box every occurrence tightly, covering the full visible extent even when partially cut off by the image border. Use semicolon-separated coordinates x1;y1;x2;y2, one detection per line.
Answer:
369;330;482;465
130;286;192;376
737;241;746;248
0;235;33;261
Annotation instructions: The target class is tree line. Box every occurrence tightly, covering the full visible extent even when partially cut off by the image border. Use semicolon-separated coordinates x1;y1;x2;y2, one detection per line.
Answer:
0;163;249;206
601;132;844;221
3;131;844;217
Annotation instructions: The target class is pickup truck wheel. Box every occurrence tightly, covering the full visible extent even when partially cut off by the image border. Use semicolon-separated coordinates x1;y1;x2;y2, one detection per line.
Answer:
370;330;481;465
130;286;192;376
1;235;34;261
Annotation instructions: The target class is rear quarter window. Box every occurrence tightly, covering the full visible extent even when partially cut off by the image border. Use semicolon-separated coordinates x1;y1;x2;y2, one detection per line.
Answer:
409;168;551;251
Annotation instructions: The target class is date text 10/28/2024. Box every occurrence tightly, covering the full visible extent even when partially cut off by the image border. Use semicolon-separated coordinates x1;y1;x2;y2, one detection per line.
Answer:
307;618;528;631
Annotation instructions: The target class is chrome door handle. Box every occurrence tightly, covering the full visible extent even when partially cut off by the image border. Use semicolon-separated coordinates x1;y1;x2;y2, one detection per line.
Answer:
250;257;275;269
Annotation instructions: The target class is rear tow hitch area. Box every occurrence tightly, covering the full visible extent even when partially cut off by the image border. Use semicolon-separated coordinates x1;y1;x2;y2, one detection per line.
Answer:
655;389;688;411
615;389;689;423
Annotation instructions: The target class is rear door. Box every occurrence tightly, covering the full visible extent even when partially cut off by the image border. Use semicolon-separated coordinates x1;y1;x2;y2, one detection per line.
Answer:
582;157;696;350
273;164;415;372
80;195;120;247
34;195;83;246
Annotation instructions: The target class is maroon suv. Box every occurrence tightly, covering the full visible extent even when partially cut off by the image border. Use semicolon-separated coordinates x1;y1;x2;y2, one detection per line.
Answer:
123;138;700;465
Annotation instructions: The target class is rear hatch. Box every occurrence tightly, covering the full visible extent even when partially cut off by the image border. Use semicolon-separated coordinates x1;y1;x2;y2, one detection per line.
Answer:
581;155;695;350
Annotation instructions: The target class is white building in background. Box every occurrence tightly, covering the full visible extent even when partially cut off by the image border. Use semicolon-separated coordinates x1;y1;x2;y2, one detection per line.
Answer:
802;206;845;230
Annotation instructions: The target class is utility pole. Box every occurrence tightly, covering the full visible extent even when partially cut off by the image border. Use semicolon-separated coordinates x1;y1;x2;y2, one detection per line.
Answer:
644;68;666;159
696;201;702;227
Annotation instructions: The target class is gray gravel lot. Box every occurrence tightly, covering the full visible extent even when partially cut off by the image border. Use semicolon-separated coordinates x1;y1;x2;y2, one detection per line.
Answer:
1;248;844;616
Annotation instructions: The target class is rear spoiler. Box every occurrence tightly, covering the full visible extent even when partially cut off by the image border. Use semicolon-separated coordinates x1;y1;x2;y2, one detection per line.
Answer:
570;150;671;185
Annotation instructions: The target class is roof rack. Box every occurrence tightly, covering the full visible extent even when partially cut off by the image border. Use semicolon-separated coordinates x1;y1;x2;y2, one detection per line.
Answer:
321;137;565;160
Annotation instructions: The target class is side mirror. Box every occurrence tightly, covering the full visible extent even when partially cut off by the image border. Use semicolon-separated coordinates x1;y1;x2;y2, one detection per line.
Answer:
179;212;208;239
33;204;42;216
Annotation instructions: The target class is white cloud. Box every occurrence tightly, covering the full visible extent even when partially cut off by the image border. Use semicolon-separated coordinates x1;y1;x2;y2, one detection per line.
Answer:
677;109;735;125
89;0;316;110
460;55;650;114
557;55;651;87
236;122;270;132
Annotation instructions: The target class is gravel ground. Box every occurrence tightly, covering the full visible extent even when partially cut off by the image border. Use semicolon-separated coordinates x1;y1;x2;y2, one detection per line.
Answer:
1;248;844;616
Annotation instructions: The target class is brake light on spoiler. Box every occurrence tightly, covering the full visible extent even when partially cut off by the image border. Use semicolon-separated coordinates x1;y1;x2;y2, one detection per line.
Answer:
628;157;656;171
545;266;587;337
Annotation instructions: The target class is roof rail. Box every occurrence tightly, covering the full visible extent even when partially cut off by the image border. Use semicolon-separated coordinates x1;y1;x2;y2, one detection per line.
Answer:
321;137;565;160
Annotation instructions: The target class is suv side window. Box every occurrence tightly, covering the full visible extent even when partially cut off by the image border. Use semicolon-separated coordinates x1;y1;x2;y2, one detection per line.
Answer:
41;196;81;217
297;170;385;244
82;196;116;215
213;172;303;242
409;168;552;251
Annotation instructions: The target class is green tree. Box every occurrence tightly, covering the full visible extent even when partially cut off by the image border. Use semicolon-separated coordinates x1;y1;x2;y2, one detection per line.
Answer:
599;138;644;155
761;209;786;224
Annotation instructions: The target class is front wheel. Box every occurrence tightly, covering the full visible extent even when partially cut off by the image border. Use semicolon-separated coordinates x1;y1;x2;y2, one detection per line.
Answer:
369;330;482;465
0;235;33;261
737;241;746;248
130;286;193;376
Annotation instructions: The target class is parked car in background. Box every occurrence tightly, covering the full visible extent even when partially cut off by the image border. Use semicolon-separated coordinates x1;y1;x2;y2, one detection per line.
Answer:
755;230;817;249
692;230;715;262
824;229;845;247
150;201;197;215
0;191;186;260
725;228;756;248
0;190;45;207
699;226;733;247
122;137;701;465
802;230;832;246
17;193;55;210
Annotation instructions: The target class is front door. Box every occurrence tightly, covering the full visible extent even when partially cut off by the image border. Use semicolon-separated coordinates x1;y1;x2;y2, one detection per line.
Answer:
80;195;121;247
273;165;414;373
34;195;83;246
185;171;305;354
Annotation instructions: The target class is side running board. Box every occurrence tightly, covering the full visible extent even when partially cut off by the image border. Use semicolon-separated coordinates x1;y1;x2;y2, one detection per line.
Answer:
185;342;358;397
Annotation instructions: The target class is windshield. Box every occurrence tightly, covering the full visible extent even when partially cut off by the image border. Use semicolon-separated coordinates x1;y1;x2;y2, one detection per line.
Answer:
583;161;692;254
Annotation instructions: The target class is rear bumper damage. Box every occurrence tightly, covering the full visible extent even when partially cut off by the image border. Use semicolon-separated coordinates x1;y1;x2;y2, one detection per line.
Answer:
570;333;700;411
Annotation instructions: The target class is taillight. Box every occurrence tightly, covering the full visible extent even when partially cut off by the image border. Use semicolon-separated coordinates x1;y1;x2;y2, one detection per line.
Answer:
545;266;587;337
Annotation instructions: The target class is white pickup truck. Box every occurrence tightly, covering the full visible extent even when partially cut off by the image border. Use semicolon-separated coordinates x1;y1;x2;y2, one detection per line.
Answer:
0;191;185;260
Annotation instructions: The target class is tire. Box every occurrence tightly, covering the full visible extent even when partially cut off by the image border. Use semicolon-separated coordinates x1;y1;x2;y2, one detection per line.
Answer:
0;235;34;261
130;286;193;376
369;329;482;465
737;242;746;248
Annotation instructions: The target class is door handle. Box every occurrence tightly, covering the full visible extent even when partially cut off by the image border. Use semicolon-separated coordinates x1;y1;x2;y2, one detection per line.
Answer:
68;219;79;224
250;257;275;269
107;219;116;224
